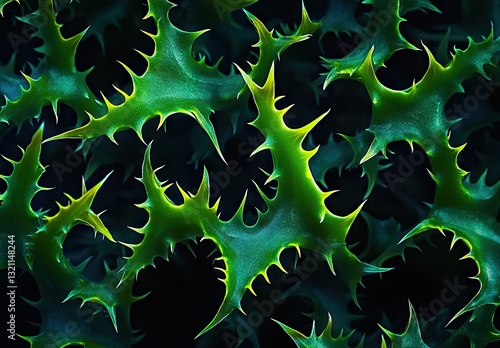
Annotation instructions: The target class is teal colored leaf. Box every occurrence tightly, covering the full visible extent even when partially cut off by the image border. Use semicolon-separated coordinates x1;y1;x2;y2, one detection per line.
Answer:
0;0;103;128
322;0;417;86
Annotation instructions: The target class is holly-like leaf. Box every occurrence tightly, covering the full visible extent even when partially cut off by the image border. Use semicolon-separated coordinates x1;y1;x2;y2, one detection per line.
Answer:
322;0;417;86
275;313;361;348
0;0;103;128
0;125;47;270
379;302;430;347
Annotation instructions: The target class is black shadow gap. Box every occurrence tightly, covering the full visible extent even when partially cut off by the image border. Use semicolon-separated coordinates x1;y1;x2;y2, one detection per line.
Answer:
353;230;479;347
365;141;434;229
130;239;225;348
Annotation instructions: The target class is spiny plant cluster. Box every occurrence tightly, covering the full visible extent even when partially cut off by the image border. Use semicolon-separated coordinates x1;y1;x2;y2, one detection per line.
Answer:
0;0;499;347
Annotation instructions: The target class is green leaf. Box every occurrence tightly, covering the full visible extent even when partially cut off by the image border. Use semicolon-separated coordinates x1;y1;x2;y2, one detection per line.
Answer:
444;304;500;348
48;0;318;163
275;313;361;348
47;0;243;159
0;0;103;128
196;63;391;336
118;144;208;283
379;302;430;348
0;125;47;270
401;169;500;320
322;0;417;86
